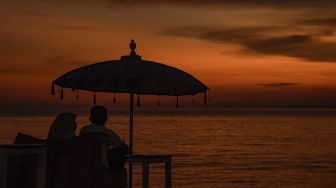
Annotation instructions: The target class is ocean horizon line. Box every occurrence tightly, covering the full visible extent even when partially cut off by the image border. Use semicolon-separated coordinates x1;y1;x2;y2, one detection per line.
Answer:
1;107;335;117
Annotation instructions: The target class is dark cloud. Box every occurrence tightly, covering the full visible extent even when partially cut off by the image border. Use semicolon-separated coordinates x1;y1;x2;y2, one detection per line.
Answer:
0;54;89;75
247;35;336;62
298;18;336;26
102;0;336;8
257;83;301;88
162;26;336;62
33;0;336;9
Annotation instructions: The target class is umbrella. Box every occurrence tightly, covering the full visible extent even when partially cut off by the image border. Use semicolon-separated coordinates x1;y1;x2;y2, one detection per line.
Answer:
51;39;208;186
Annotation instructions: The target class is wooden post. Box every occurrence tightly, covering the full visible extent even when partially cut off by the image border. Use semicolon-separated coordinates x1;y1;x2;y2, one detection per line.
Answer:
142;162;149;188
36;147;47;188
129;93;134;188
165;159;172;188
0;149;8;188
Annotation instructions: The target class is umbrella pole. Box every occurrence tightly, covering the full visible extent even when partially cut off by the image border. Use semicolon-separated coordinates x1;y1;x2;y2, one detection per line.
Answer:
129;93;134;188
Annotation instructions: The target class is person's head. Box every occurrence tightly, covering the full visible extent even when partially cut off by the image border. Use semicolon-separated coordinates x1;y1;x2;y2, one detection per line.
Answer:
48;112;77;141
90;105;108;125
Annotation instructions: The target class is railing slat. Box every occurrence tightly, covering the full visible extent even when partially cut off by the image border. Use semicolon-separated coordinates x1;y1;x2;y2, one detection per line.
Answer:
0;149;8;188
142;162;149;188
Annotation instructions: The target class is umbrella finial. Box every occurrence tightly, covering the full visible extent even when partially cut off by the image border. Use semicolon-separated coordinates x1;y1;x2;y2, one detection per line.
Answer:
129;39;136;56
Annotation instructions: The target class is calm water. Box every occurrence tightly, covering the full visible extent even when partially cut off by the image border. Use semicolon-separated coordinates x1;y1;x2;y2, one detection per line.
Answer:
1;108;336;188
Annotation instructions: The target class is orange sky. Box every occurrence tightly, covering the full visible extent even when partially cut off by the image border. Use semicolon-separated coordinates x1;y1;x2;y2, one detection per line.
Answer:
1;0;336;110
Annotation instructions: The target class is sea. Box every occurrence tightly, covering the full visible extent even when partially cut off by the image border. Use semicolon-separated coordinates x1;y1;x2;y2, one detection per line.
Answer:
0;108;335;188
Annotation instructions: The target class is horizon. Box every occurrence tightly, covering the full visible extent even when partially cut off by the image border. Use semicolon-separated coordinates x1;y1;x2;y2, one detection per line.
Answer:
1;106;336;117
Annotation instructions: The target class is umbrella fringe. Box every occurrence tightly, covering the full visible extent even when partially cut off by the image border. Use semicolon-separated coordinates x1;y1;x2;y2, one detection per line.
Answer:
157;95;160;106
51;84;55;95
137;95;140;107
113;93;117;103
60;88;64;100
176;96;179;108
76;90;79;100
93;92;96;104
204;91;207;105
192;95;195;107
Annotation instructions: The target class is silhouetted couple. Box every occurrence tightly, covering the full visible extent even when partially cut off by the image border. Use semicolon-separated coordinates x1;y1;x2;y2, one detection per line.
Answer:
48;105;129;153
48;106;129;188
12;105;129;188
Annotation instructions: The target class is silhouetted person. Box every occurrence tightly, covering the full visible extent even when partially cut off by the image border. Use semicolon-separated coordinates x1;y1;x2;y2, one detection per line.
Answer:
46;134;127;188
47;113;77;142
80;106;129;166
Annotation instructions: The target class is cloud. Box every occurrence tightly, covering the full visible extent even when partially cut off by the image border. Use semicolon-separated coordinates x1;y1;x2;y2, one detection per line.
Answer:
298;18;336;27
101;0;336;8
31;0;336;9
247;35;336;62
0;54;89;75
257;83;301;88
162;26;336;62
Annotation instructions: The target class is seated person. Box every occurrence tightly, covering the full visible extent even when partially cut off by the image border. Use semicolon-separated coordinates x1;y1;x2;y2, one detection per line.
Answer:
46;110;127;187
10;112;77;188
47;112;77;142
47;134;127;188
12;112;127;188
80;105;129;154
80;106;129;170
14;112;77;144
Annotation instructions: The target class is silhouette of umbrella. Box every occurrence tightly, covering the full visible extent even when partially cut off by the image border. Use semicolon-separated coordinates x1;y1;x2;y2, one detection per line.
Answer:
51;40;208;186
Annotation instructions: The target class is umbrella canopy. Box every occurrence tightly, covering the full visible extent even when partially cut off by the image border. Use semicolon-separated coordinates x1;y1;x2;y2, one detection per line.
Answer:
52;52;207;97
51;40;208;188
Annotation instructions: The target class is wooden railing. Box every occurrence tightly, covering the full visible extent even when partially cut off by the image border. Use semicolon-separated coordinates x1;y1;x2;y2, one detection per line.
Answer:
0;145;172;188
0;144;47;188
126;155;172;188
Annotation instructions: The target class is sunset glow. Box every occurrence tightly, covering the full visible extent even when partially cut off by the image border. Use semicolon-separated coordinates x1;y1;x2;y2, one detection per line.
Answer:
1;0;336;110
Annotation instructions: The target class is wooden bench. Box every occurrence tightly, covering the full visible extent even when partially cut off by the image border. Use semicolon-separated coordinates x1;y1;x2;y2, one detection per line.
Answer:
0;144;172;188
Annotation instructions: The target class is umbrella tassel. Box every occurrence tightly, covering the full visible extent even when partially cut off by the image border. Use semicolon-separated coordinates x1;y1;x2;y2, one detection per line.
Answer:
204;91;207;105
113;93;117;103
60;88;64;100
51;84;55;95
137;95;140;107
157;95;160;106
93;92;96;104
192;95;195;107
176;96;179;108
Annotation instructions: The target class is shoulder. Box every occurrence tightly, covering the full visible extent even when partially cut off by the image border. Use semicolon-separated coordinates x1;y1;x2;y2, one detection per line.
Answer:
80;124;94;133
105;128;119;137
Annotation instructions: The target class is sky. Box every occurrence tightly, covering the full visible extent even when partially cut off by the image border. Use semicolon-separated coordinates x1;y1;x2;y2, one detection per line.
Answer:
1;0;336;111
